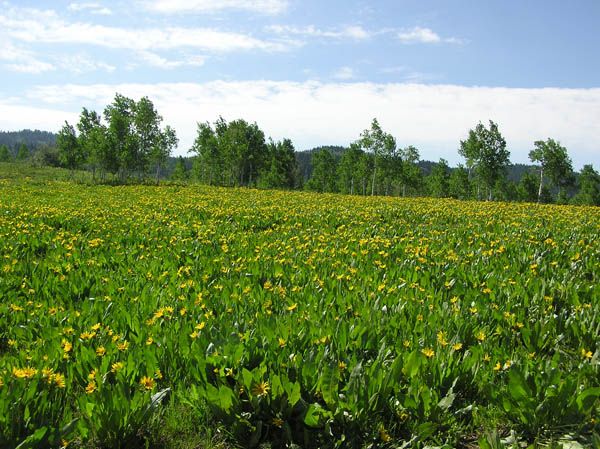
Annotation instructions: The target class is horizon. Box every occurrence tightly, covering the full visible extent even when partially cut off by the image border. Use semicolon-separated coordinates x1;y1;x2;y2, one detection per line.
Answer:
1;1;599;169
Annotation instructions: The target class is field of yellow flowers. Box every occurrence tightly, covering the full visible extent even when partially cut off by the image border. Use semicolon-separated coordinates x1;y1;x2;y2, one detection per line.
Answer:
0;171;599;448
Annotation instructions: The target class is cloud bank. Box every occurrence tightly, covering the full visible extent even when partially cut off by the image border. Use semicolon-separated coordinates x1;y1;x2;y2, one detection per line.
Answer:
2;81;598;168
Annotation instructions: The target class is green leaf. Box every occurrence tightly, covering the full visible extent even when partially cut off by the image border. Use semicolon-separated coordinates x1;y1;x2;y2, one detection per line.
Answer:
416;422;437;439
286;381;301;407
15;426;48;449
437;389;456;411
320;364;339;408
576;387;600;413
508;370;531;402
304;403;325;428
403;350;421;378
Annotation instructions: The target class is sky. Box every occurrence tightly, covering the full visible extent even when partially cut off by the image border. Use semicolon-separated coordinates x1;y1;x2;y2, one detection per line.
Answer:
1;0;599;168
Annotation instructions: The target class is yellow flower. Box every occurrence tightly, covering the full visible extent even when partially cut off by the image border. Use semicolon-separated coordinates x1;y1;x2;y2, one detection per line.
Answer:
52;373;66;388
96;346;106;357
62;339;73;352
338;360;347;371
140;376;155;390
278;337;286;348
251;381;270;397
85;381;97;394
146;337;154;345
452;342;463;351
437;331;448;347
271;417;284;428
12;367;37;379
80;331;96;340
493;362;502;371
154;369;163;380
475;330;486;342
286;303;298;312
111;362;124;373
581;348;593;359
379;426;392;442
116;340;129;351
421;348;435;358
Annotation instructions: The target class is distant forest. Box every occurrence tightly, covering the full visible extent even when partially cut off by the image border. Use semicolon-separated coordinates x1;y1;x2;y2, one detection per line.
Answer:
1;93;599;206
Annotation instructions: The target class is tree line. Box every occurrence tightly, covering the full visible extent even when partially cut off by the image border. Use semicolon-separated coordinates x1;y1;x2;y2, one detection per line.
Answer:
303;119;599;206
13;94;180;183
1;95;599;205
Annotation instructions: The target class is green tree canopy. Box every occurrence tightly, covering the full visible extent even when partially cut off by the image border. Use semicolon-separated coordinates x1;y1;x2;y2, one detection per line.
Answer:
0;144;11;162
459;120;510;200
572;164;600;206
529;138;574;202
306;148;337;193
16;143;29;161
56;121;83;173
357;118;396;196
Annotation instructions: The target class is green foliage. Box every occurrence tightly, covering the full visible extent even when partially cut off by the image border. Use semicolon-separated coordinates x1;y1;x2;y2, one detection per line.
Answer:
336;143;364;194
306;148;337;192
460;120;510;200
448;165;471;199
260;139;299;189
427;158;450;198
529;138;574;202
190;117;274;187
170;156;189;181
517;171;539;203
572;164;600;206
57;121;84;172
16;143;30;161
0;144;11;162
356;118;397;196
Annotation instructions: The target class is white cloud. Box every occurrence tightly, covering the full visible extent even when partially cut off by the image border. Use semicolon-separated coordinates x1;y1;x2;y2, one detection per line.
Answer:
397;27;460;44
267;24;370;40
11;81;600;168
143;0;288;15
0;40;55;73
137;51;205;69
56;54;116;74
68;2;112;15
0;7;291;53
333;66;355;80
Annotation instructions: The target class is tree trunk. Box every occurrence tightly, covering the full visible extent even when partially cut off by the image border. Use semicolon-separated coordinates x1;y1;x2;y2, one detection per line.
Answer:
537;167;544;203
155;164;160;185
371;164;376;196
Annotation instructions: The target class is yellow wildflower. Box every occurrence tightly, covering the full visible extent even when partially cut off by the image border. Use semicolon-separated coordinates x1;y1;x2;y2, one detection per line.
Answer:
251;381;270;397
140;376;155;390
421;348;435;358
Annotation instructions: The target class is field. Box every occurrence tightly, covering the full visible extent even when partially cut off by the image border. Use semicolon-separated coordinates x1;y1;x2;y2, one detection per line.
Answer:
0;167;599;448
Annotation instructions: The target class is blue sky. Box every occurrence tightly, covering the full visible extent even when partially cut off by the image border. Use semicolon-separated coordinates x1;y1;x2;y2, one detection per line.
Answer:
1;0;599;167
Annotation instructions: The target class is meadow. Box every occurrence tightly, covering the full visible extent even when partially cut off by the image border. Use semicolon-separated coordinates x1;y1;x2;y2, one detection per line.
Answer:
0;166;598;448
